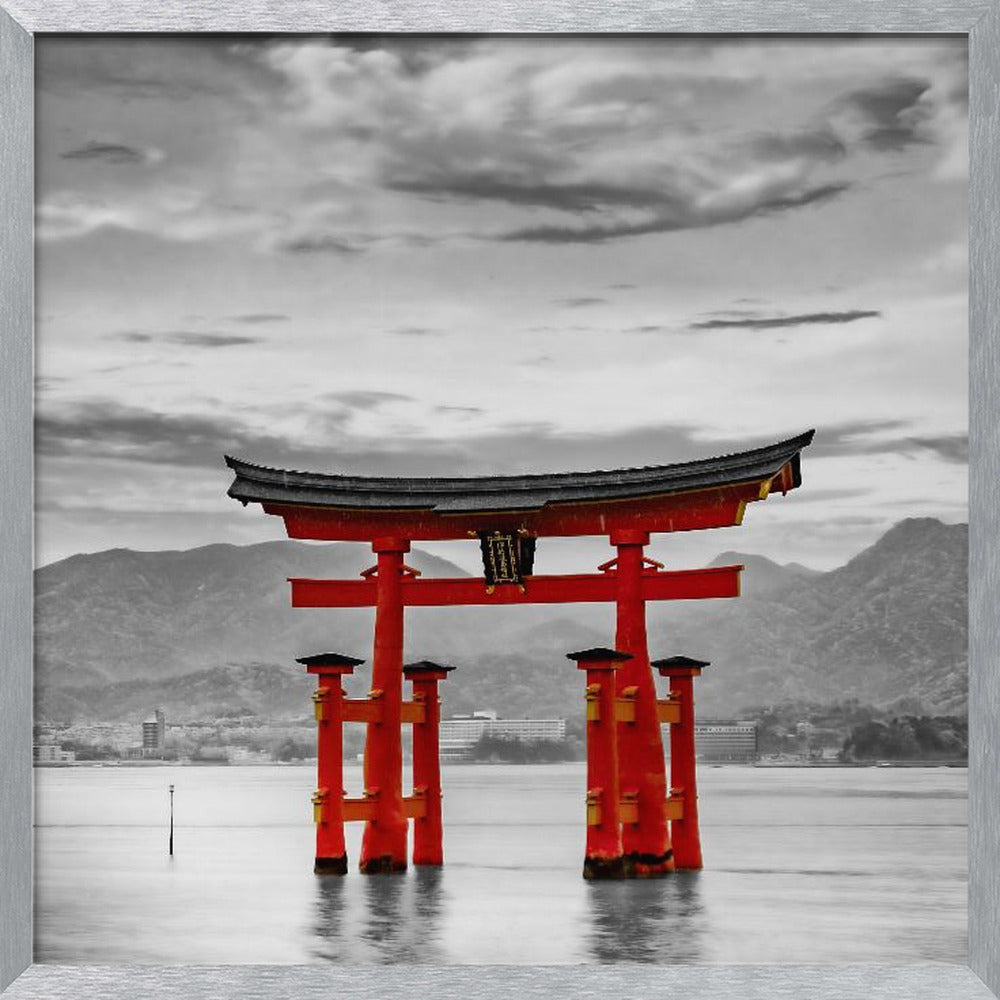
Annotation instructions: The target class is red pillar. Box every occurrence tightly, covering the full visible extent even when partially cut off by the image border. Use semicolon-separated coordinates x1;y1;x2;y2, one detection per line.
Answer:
404;660;455;866
360;537;410;873
609;530;674;877
298;652;364;875
654;656;708;870
568;648;631;879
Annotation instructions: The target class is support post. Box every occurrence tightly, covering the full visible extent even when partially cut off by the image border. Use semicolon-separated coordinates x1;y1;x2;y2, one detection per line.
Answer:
653;656;709;870
298;652;364;875
567;647;632;879
360;538;410;873
404;661;455;866
609;530;674;877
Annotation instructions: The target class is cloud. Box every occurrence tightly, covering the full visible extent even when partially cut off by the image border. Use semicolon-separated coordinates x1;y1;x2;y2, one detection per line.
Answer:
325;391;412;409
837;77;932;151
808;421;967;465
112;331;262;348
38;39;967;253
37;37;279;103
391;326;446;337
388;175;670;212
750;128;847;162
228;313;290;325
906;435;968;464
279;234;363;255
691;309;881;331
555;297;606;308
60;141;163;166
496;183;851;244
36;187;278;244
35;400;463;475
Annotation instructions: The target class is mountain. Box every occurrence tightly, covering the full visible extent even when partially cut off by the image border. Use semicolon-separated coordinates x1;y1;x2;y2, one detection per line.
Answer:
34;519;968;723
653;518;968;715
707;551;821;597
35;541;469;687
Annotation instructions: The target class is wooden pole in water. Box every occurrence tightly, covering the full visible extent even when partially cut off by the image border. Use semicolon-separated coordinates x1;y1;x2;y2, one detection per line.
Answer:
168;784;174;856
404;661;455;866
653;656;710;869
568;647;632;879
360;538;410;873
610;530;674;877
298;651;364;875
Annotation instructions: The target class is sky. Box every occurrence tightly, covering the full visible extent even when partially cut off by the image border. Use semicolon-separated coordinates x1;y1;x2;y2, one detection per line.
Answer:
34;35;969;574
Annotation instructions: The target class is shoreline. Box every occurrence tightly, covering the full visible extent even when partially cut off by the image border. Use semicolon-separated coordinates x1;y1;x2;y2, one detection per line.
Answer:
33;759;969;769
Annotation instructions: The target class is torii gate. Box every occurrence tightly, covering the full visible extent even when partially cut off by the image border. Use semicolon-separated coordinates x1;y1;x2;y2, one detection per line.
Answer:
225;429;813;878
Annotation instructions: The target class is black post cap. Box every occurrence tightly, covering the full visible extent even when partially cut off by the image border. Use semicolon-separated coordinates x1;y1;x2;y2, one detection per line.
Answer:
566;647;634;663
296;652;366;667
403;660;457;676
651;655;711;669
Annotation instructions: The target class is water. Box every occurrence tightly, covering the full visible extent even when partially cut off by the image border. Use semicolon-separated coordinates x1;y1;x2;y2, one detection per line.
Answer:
34;763;967;965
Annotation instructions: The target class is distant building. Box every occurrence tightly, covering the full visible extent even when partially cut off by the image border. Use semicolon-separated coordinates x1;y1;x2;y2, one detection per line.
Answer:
795;720;815;759
693;721;758;763
440;711;566;759
141;709;166;758
33;744;75;764
227;747;271;765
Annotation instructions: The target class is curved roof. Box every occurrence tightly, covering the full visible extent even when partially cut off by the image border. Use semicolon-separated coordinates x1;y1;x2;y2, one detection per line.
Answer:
225;429;814;514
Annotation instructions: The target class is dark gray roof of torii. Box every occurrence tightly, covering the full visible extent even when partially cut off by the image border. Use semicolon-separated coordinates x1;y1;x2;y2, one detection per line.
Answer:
225;429;814;514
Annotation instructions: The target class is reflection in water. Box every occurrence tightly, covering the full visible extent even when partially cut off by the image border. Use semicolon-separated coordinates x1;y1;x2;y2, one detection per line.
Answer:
310;867;446;963
35;765;967;964
411;866;446;962
584;871;707;962
311;876;348;962
361;873;409;960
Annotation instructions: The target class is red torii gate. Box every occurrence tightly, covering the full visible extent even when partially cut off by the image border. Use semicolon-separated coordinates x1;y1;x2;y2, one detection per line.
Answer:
225;429;813;878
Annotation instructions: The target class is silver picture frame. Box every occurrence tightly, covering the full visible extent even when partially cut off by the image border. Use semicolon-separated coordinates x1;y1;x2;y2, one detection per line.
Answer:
2;3;998;997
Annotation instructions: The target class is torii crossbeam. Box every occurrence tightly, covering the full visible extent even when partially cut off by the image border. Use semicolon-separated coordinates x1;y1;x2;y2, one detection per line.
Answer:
225;429;813;877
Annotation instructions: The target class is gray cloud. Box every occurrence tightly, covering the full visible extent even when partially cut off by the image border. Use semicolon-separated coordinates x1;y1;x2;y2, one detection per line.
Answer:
389;174;670;213
906;435;968;464
280;234;362;255
808;421;967;465
437;405;483;415
555;297;606;308
750;128;847;162
839;77;932;151
325;391;412;410
60;141;156;166
35;400;467;476
692;309;881;331
112;331;262;348
37;37;280;102
228;313;290;325
391;326;446;337
806;420;910;458
497;183;850;244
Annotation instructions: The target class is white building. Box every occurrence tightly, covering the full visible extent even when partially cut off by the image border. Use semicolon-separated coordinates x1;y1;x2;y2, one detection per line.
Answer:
693;721;758;762
33;745;75;764
440;711;566;759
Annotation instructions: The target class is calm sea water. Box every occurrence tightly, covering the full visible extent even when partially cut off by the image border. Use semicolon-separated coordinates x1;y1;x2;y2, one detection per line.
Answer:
33;763;966;965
